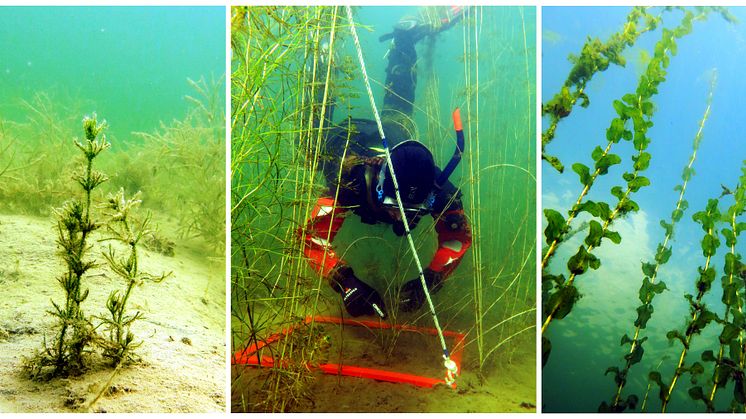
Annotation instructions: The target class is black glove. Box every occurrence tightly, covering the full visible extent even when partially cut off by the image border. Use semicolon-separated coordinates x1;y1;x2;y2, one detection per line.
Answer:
331;266;387;319
399;268;444;312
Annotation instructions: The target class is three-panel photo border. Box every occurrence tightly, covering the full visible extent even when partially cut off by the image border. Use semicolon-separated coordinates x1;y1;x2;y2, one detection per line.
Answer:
0;2;743;415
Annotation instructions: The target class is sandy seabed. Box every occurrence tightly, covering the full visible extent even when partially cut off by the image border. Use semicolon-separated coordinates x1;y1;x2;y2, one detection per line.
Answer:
0;213;226;413
231;320;535;413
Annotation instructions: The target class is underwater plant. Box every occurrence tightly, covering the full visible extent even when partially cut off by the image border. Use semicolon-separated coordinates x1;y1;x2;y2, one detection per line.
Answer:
601;71;715;412
542;7;733;362
23;114;110;379
96;188;171;365
541;5;746;414
542;6;736;173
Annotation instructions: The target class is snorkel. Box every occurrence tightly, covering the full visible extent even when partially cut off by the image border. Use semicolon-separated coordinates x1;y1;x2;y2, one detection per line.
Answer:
375;107;466;211
437;108;465;189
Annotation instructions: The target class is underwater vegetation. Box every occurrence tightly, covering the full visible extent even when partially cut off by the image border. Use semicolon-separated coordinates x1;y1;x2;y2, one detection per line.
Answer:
541;6;746;413
232;6;535;412
0;77;226;254
22;115;170;382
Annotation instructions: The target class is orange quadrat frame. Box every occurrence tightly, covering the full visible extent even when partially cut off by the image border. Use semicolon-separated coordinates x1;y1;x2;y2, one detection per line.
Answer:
232;315;467;388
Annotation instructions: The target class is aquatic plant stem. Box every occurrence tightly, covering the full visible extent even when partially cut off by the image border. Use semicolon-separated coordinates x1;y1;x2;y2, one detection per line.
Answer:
610;72;713;410
541;140;613;270
661;198;721;412
542;139;636;334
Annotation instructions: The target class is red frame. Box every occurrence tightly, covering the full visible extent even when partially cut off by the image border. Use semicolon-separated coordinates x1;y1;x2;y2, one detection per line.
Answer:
232;315;466;388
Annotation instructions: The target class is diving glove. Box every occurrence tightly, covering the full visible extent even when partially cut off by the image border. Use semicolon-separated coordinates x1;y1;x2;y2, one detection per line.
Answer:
331;266;387;319
399;268;444;312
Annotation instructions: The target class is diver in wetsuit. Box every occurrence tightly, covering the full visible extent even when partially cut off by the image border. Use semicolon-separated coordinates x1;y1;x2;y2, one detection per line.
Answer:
300;7;471;319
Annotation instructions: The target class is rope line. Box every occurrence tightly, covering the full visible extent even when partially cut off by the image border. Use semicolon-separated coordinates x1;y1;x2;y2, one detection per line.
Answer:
344;6;457;384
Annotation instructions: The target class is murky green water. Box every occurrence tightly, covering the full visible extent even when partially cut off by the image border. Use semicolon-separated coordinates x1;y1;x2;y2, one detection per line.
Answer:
231;6;535;412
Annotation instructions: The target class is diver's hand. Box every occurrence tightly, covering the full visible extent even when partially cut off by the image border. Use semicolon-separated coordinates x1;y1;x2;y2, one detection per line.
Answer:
399;268;444;312
331;266;387;319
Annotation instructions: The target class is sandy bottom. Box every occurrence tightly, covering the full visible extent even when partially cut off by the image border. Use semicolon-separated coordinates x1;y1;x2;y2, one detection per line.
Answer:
231;321;535;413
0;213;226;413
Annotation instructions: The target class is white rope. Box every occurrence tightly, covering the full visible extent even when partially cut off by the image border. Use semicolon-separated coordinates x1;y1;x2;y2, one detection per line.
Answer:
344;6;457;382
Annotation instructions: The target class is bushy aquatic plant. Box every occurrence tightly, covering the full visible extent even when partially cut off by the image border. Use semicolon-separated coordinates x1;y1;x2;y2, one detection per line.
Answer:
96;188;171;366
23;114;110;379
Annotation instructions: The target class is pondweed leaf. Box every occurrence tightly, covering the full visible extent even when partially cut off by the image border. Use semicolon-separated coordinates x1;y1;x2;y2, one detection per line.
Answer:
720;323;740;345
572;163;593;186
568;245;601;274
585;221;604;247
544;209;569;245
545;284;580;320
635;303;653;328
596;153;621;175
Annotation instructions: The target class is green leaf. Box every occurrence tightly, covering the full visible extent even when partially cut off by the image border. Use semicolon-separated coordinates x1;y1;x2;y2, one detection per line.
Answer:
573;163;593;186
622;93;638;105
682;166;696;182
596;154;622;175
613;99;631;119
639;277;667;304
722;282;739;307
701;350;716;362
655;244;672;264
688;386;705;401
701;233;720;257
604;229;622;244
720;323;740;345
633;152;652;171
667;329;689;349
628;176;650;192
575;201;600;218
611;186;625;200
649;371;669;404
624;338;646;366
641;262;657;278
619;198;639;215
585;221;604;247
591;146;605;162
641;101;654;116
620;334;634;346
722;228;736;248
635;304;654;329
544;209;568;245
567;245;600;275
660;220;674;236
696;266;716;293
545;285;581;320
607;118;625;143
724;253;737;276
671;208;684;223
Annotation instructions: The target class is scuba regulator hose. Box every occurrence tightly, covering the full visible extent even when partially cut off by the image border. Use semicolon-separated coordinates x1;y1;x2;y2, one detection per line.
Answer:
345;5;464;388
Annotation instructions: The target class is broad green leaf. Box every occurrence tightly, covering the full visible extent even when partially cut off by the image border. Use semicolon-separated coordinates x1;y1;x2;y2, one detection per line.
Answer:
573;163;593;186
720;323;740;345
544;209;568;245
604;229;622;244
633;152;652;171
641;262;657;278
596;153;622;175
585;221;604;247
635;303;654;329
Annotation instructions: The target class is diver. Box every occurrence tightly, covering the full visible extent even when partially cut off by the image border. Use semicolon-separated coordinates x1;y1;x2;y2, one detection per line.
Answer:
300;6;471;319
